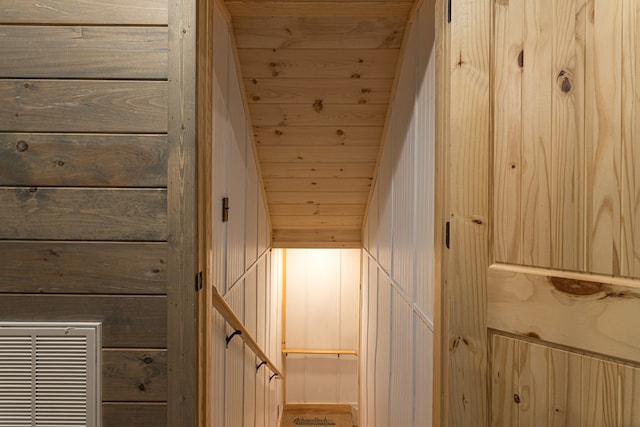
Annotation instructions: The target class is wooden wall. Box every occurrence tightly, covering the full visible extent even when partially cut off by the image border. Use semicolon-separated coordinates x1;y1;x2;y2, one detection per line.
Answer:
198;3;282;425
360;1;437;425
284;249;359;405
0;0;197;425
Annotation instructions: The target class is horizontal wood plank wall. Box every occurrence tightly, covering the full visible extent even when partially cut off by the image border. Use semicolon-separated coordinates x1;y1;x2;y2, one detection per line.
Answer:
491;332;640;426
360;2;437;425
0;1;178;425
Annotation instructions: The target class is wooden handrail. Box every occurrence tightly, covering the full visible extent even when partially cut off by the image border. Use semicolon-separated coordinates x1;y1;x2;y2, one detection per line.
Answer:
211;285;283;379
283;349;358;357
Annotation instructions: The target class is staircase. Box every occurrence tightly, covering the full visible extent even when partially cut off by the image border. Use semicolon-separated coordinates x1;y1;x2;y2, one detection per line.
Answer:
280;404;357;427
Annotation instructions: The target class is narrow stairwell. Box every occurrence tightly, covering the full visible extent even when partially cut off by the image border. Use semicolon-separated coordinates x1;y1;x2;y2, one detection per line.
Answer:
280;404;357;427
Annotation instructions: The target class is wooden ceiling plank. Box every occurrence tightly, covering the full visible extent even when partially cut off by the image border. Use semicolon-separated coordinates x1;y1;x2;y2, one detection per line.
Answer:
249;103;387;127
266;191;369;204
254;126;383;146
233;16;405;49
271;216;363;229
264;177;372;192
271;229;361;248
245;78;393;105
238;48;399;79
260;163;375;178
257;146;379;163
268;204;365;216
225;1;413;17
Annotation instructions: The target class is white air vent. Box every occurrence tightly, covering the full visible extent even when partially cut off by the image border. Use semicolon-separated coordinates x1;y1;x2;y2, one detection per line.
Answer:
0;323;101;427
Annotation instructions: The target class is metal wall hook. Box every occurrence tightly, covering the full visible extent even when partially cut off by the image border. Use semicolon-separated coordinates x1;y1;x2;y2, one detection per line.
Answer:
256;361;267;372
269;373;278;382
225;330;242;348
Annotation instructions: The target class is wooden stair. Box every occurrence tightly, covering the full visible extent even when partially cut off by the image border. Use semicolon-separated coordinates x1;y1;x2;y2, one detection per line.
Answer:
280;404;356;427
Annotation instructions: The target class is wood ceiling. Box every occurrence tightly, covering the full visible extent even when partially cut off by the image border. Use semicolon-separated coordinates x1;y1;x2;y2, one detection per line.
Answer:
222;0;416;247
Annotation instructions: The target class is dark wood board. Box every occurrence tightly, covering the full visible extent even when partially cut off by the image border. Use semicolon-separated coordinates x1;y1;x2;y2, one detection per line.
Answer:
103;349;167;401
102;403;167;427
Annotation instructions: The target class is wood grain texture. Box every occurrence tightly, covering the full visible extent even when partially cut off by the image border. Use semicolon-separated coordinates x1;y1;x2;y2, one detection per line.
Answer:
0;187;167;241
233;16;404;49
0;26;168;79
254;126;383;146
0;295;167;347
102;403;167;427
166;0;198;423
239;48;399;79
0;0;168;25
0;241;167;294
520;0;553;268
447;0;491;423
585;0;622;276
249;103;386;127
264;177;372;192
225;1;413;17
271;229;360;248
266;191;368;205
493;0;522;264
489;333;640;427
269;204;364;216
270;215;362;229
246;78;392;105
258;146;378;163
0;80;167;133
103;350;167;401
0;134;168;187
622;0;640;279
488;264;640;363
260;163;375;178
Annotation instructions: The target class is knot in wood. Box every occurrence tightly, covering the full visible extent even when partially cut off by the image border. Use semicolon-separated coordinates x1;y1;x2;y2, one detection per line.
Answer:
312;99;324;113
16;141;28;152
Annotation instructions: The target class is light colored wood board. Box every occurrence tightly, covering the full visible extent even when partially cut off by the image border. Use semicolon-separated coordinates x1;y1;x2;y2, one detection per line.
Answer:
0;0;168;25
0;295;167;347
103;350;167;401
548;348;582;426
0;133;168;187
446;0;491;421
254;125;383;146
271;229;360;248
260;162;375;178
492;0;522;264
249;103;386;127
0;80;167;133
266;191;368;205
270;215;362;229
102;403;167;427
518;340;550;425
232;16;404;49
258;146;379;163
487;264;640;363
0;26;168;79
263;177;372;192
0;241;167;294
268;204;364;216
582;356;619;426
620;364;640;425
238;48;399;79
550;0;586;271
585;0;622;276
225;1;413;17
520;0;553;268
245;78;392;105
622;0;640;278
0;187;167;241
490;334;518;427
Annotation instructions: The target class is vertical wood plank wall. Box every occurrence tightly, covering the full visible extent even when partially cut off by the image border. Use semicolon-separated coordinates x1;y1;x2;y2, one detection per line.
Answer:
0;0;197;425
200;3;283;426
284;249;359;405
360;2;437;426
